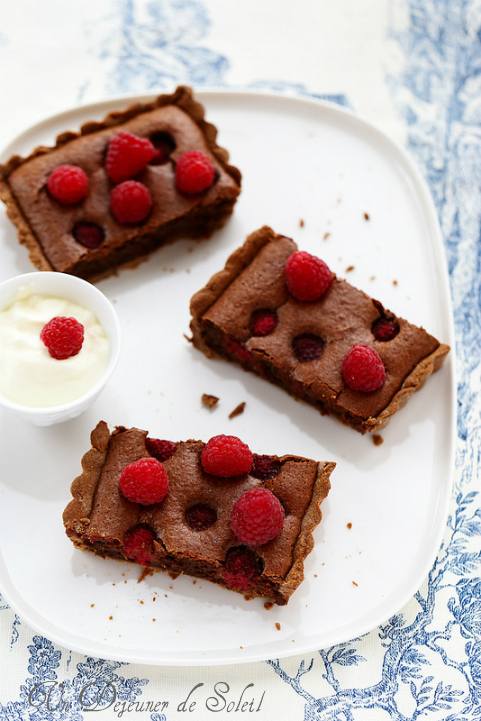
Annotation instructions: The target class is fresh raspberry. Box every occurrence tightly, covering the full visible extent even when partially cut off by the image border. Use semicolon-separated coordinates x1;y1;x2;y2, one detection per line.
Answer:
201;435;253;477
226;339;253;364
110;180;152;223
40;316;84;360
372;316;400;341
222;547;261;592
72;221;105;249
249;309;277;337
285;250;332;301
106;131;156;183
119;457;169;505
231;488;285;546
292;333;325;362
123;526;156;566
145;437;177;462
342;344;386;392
185;503;217;531
175;150;216;194
47;165;89;204
251;454;281;480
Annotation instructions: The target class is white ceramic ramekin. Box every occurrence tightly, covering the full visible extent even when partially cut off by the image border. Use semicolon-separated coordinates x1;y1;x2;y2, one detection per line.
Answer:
0;272;121;425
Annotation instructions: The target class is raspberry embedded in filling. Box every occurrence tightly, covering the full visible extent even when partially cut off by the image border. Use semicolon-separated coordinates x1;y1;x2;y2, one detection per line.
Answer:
123;525;156;566
226;338;254;364
185;503;217;530
372;316;400;341
222;547;263;592
72;221;105;249
145;437;177;462
292;333;325;362
249;309;278;337
251;454;281;480
149;132;176;165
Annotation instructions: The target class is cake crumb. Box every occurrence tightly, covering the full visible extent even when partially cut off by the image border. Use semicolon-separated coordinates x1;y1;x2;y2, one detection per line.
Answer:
202;393;219;409
347;522;352;529
138;567;154;583
90;604;95;608
140;600;144;604
370;276;376;281
352;581;358;586
393;280;398;286
364;212;370;220
229;402;246;419
275;623;281;631
193;580;197;585
346;265;355;273
264;601;274;610
373;434;384;446
323;231;331;240
299;219;304;227
153;618;156;622
109;616;113;620
314;574;318;578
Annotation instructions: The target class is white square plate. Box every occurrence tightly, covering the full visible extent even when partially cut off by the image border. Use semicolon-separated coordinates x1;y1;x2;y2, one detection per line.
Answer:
0;90;456;665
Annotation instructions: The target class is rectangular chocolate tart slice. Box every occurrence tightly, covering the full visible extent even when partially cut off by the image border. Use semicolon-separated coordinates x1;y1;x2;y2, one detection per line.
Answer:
63;422;334;606
189;226;450;434
0;86;241;281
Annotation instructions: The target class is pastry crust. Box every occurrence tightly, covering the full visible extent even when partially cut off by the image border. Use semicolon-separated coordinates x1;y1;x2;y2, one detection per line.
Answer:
0;86;241;280
190;226;450;433
63;421;334;605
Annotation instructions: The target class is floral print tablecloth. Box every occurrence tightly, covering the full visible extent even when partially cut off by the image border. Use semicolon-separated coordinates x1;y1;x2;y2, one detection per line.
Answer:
0;1;480;718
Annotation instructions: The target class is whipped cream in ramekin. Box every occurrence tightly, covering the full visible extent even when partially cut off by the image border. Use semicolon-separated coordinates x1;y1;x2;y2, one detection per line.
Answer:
0;287;110;407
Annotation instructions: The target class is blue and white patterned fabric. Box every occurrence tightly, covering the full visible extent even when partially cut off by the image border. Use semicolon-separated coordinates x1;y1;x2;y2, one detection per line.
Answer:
0;0;480;718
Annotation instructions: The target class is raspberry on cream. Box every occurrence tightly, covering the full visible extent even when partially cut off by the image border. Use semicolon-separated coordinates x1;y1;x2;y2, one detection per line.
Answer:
0;288;110;407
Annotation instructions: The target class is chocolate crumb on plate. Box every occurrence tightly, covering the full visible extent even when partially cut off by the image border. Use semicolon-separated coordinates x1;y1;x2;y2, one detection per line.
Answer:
202;393;219;409
229;401;246;419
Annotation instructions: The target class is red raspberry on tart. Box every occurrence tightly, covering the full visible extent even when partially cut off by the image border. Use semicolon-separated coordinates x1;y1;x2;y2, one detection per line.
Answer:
285;250;332;301
342;344;386;392
175;150;216;194
47;165;89;204
119;457;169;505
110;180;152;223
201;434;253;477
106;131;156;183
231;487;285;546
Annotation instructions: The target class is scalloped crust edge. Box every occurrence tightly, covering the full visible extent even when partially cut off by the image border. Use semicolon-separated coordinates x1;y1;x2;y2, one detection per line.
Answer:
0;86;242;276
278;460;334;601
63;420;111;538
